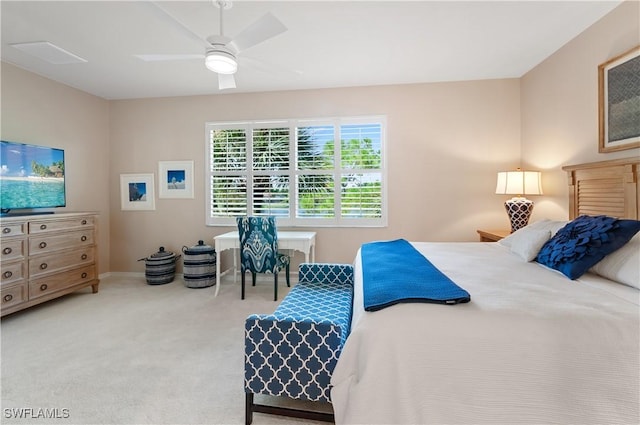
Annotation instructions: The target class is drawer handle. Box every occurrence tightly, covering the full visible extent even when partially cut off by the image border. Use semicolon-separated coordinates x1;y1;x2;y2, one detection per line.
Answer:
40;284;48;291
3;271;12;279
3;294;13;302
40;263;48;270
2;247;12;255
81;236;87;242
2;227;11;234
40;224;47;230
81;272;88;279
81;254;88;260
39;242;47;249
81;219;87;225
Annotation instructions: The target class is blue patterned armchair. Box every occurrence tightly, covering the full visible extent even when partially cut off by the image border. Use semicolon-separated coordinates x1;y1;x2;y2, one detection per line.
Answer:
236;216;290;301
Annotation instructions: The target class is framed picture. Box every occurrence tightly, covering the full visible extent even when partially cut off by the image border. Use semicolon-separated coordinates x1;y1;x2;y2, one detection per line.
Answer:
598;45;640;153
120;173;155;211
158;160;194;199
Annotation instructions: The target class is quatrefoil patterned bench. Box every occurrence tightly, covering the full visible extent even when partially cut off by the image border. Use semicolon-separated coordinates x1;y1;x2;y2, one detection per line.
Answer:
244;263;354;424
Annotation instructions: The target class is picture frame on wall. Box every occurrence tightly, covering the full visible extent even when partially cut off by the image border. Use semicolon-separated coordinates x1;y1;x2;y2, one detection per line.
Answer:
120;173;155;211
598;45;640;153
158;160;194;199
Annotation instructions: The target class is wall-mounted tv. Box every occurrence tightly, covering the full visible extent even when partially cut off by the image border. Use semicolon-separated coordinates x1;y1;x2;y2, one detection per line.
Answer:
0;140;66;215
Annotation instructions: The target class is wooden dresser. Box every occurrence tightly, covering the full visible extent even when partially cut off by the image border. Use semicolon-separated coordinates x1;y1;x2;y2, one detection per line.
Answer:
1;212;99;317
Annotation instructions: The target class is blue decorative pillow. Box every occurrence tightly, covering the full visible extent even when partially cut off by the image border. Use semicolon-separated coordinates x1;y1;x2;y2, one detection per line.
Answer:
535;215;640;279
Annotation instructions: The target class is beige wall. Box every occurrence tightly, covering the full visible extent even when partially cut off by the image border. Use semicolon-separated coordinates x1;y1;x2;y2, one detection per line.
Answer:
109;79;521;271
1;63;111;275
521;0;640;221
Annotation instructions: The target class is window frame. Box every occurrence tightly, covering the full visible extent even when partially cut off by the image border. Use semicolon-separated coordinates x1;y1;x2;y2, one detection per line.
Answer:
205;116;387;227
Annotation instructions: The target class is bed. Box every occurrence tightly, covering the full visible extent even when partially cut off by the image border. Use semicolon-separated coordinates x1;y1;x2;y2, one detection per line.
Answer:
330;157;640;425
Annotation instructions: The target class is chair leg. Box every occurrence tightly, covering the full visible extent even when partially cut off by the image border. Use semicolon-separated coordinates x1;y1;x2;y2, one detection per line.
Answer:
274;273;278;301
241;271;246;300
252;272;256;286
286;264;290;287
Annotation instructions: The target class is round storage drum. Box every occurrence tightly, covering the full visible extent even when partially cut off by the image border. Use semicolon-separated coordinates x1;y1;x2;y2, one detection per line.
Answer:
182;240;216;288
139;247;179;285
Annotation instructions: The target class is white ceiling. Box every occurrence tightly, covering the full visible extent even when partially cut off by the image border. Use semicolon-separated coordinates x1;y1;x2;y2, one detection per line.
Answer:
1;0;622;100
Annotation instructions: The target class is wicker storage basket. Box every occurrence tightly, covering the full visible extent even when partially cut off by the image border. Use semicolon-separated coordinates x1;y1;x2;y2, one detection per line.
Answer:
139;247;179;285
182;240;216;288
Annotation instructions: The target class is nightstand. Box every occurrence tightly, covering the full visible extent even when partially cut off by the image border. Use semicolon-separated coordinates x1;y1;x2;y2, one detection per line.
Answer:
476;229;511;242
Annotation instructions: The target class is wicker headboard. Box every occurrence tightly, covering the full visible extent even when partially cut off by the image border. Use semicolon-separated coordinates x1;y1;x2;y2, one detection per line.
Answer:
562;157;639;220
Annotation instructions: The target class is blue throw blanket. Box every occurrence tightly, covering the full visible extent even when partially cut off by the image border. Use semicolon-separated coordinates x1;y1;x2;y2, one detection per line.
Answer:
362;239;471;311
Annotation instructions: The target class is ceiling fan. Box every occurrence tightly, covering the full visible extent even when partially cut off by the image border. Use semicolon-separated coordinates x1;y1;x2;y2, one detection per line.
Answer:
138;0;287;90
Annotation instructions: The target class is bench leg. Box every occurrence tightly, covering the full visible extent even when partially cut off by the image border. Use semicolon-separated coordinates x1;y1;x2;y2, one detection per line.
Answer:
245;393;254;425
247;392;334;424
250;398;335;423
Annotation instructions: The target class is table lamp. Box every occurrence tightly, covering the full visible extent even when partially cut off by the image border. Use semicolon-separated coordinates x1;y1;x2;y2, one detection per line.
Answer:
495;169;543;232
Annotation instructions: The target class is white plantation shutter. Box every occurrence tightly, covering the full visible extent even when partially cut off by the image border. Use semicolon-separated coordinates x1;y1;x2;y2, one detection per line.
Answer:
211;129;246;171
210;176;247;217
297;125;335;170
341;123;382;169
296;174;335;218
252;127;290;170
208;127;248;222
206;117;386;226
341;173;382;218
252;175;289;217
339;122;383;222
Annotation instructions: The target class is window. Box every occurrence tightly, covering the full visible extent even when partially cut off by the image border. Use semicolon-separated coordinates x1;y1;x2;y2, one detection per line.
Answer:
206;116;386;227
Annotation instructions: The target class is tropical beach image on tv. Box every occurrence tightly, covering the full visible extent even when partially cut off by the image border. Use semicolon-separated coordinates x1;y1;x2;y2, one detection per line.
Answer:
0;140;66;212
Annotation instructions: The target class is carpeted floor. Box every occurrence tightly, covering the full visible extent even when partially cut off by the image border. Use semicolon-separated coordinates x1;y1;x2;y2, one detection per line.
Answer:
1;274;332;425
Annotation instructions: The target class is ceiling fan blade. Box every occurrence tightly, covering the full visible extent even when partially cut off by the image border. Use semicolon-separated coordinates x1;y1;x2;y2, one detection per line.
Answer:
134;54;204;62
218;73;236;90
230;12;287;53
240;56;303;78
145;1;210;48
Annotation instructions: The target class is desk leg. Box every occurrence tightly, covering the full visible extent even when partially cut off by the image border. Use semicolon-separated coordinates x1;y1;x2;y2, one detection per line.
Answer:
234;248;238;283
215;245;222;297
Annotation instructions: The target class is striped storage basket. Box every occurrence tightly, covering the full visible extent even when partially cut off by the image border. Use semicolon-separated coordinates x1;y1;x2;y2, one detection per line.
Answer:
182;240;216;288
139;247;179;285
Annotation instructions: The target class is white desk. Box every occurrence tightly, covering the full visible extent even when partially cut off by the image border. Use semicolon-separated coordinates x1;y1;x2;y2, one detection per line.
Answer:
213;231;316;296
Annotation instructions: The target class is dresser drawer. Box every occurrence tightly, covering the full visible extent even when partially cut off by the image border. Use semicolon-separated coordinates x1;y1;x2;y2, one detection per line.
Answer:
29;230;94;255
1;260;25;285
29;216;94;234
1;238;26;261
1;283;27;310
1;222;26;238
29;265;96;299
29;247;95;278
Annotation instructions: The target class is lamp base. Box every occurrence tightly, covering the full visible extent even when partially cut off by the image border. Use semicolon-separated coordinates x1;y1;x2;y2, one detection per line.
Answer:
505;197;534;233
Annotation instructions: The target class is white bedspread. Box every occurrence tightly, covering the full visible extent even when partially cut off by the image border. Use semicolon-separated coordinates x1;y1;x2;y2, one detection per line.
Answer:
331;242;639;425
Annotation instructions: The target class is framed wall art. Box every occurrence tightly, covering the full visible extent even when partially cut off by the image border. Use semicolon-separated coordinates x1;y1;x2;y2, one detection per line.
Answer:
598;45;640;153
158;160;194;199
120;173;155;211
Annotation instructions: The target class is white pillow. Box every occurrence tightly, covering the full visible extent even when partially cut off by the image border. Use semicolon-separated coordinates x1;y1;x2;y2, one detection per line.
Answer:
499;219;567;248
508;228;552;261
590;233;640;289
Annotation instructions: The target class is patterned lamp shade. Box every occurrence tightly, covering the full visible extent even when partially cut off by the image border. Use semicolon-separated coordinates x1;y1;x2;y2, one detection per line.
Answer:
495;170;543;232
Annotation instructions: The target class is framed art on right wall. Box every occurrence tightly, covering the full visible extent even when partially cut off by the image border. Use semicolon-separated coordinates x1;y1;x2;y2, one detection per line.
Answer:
598;45;640;153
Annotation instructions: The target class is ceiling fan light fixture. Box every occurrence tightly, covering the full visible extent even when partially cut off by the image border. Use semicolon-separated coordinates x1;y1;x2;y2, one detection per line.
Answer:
205;49;237;74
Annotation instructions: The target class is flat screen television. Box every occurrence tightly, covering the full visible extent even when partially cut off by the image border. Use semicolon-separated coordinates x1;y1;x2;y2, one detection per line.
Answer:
0;140;66;215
